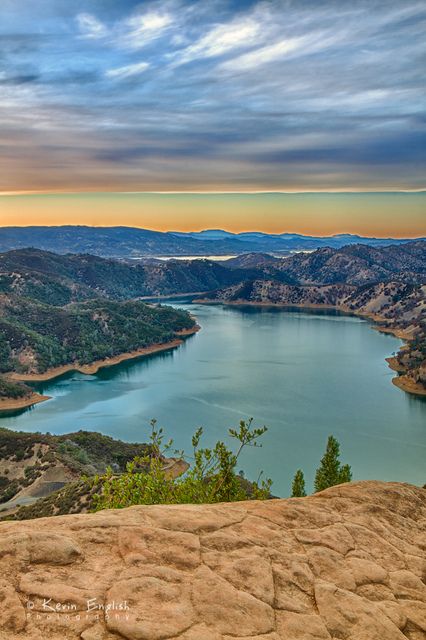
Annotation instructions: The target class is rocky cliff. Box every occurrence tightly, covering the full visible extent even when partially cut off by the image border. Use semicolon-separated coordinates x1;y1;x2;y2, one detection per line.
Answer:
0;481;424;640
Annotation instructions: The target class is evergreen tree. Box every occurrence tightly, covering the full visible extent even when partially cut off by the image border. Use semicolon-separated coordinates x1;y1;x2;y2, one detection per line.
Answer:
314;435;352;492
291;469;306;497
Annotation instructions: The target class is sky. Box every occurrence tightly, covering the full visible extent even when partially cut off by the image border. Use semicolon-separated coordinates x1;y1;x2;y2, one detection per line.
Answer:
0;0;425;234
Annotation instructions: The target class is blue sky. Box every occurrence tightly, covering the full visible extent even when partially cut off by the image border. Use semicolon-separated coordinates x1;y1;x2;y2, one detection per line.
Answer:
0;0;425;192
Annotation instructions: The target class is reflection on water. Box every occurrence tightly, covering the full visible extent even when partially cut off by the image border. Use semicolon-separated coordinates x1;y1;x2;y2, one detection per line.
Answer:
1;303;425;496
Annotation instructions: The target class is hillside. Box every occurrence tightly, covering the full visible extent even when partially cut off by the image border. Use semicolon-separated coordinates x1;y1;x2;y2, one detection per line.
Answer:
0;226;424;257
0;248;255;303
0;481;424;639
271;241;426;286
203;280;425;321
0;429;151;509
199;281;426;394
0;242;425;308
0;293;196;409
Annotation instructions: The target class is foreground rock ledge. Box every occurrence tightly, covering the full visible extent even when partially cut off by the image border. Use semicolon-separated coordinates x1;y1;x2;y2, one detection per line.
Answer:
0;481;424;640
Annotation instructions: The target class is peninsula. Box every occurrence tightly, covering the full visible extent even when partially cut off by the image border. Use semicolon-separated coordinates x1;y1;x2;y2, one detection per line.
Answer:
0;294;197;410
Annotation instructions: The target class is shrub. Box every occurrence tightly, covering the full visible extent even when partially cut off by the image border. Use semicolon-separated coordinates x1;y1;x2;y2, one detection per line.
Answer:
92;419;272;511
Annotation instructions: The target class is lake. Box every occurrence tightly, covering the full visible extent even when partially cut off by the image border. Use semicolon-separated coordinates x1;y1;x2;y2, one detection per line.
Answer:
2;302;425;496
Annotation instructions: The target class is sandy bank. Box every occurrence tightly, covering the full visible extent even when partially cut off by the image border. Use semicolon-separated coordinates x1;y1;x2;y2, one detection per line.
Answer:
0;393;51;412
139;291;207;300
8;325;200;384
392;374;426;397
372;324;415;340
385;356;406;373
195;298;340;311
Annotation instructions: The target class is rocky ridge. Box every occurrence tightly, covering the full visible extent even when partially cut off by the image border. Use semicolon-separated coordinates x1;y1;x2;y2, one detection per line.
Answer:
0;481;424;639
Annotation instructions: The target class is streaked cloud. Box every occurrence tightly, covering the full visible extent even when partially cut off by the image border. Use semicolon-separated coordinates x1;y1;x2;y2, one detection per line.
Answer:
77;13;108;40
221;35;311;71
118;11;172;49
0;0;424;195
105;61;150;79
175;17;261;65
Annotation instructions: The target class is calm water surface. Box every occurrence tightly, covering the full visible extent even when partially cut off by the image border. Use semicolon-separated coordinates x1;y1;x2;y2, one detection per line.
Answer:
2;302;425;495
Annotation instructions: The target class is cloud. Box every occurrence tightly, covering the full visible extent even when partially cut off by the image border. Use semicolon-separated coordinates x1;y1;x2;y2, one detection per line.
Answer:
105;61;150;79
0;0;425;193
118;11;172;49
174;17;261;65
220;30;346;72
76;13;108;40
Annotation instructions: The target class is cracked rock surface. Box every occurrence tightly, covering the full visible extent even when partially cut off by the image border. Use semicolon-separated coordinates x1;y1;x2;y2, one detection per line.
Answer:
0;481;424;639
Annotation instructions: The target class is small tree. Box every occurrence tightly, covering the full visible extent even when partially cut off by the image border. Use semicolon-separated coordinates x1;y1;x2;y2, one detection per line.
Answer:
291;469;306;497
314;435;352;492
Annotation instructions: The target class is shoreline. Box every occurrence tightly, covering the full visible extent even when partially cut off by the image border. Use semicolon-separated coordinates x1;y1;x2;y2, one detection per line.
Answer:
197;297;426;397
0;393;51;412
6;324;200;385
139;291;209;300
385;356;406;373
195;299;341;311
392;375;426;397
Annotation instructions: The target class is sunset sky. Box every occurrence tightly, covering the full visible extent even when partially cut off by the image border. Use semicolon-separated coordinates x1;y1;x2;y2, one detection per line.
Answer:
0;1;425;234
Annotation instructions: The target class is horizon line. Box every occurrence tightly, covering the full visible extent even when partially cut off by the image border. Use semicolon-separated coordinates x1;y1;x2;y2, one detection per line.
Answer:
1;189;426;197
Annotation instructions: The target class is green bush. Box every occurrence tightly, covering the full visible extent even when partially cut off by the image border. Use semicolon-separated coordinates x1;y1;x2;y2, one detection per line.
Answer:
92;419;272;510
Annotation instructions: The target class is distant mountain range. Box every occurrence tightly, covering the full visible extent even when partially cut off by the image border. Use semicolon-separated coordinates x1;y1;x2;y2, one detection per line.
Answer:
0;226;424;258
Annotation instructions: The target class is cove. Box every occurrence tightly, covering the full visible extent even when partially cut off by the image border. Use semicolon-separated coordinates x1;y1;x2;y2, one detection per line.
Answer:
1;302;425;496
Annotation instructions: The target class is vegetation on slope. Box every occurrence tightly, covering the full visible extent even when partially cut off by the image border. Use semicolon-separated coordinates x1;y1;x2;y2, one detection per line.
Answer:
1;421;357;521
1;242;425;307
0;377;32;399
0;248;256;304
0;428;150;506
0;294;195;378
91;419;272;510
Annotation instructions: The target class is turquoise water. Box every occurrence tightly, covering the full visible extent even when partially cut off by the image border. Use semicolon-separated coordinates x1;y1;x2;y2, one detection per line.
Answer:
2;302;425;496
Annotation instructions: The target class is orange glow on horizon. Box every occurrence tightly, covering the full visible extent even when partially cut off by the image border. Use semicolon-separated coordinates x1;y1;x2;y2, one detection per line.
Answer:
0;191;425;238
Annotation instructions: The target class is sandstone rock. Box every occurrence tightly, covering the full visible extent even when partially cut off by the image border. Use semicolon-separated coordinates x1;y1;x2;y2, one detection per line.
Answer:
19;575;102;612
308;546;356;590
81;623;120;640
0;579;26;632
203;546;275;604
106;576;195;640
224;634;281;640
0;481;423;639
272;564;314;612
27;532;83;565
389;569;426;602
118;524;200;570
192;565;275;636
315;581;406;639
295;523;355;555
399;600;426;633
377;601;407;630
347;556;388;586
276;611;331;639
180;623;222;639
356;583;397;602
